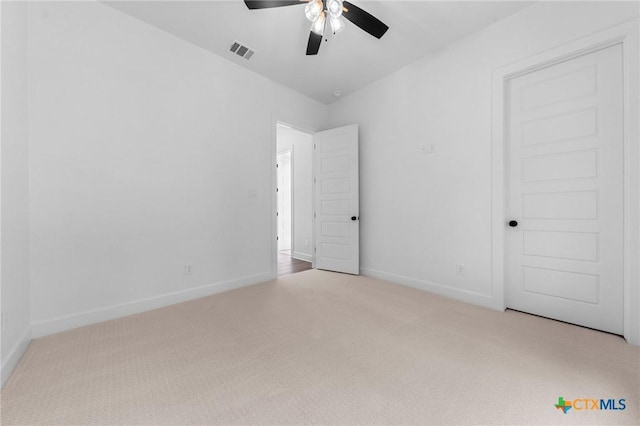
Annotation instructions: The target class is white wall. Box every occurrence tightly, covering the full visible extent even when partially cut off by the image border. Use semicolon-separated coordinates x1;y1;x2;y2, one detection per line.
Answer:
28;1;328;337
14;0;640;347
277;124;313;262
1;1;31;386
328;2;639;309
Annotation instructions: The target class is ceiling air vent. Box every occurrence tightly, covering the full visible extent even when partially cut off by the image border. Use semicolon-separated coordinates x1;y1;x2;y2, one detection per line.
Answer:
230;41;255;60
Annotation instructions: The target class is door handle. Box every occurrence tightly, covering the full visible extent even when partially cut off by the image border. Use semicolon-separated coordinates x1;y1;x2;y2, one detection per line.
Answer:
351;216;358;221
508;220;518;227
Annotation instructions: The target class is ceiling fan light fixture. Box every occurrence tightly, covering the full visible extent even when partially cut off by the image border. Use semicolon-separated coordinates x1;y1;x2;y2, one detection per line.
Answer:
311;11;325;36
329;16;345;34
326;0;343;18
243;0;389;55
305;0;323;22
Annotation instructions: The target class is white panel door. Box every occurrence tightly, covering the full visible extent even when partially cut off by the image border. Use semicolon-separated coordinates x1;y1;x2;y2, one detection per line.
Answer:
506;44;624;334
315;124;359;275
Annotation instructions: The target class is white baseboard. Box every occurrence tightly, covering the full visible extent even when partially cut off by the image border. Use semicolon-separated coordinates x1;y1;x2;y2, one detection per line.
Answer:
292;251;312;262
1;325;32;388
361;267;501;311
31;272;274;339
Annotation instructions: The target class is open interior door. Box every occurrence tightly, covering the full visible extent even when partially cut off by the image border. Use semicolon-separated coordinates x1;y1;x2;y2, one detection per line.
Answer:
314;124;359;275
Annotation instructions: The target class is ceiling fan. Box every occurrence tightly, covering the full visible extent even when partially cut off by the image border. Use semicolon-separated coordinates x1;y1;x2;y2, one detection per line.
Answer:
244;0;389;55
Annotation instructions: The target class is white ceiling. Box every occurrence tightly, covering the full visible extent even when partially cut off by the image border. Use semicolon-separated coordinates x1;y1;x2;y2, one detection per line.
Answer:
104;1;535;104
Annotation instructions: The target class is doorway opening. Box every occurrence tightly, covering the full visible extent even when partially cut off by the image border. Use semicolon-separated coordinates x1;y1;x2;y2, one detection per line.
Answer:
276;123;313;277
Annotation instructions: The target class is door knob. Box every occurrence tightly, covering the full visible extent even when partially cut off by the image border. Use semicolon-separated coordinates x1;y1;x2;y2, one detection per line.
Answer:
351;216;358;221
508;220;518;227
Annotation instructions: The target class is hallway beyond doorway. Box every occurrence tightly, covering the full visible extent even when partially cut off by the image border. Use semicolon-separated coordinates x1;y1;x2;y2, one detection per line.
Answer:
278;251;311;277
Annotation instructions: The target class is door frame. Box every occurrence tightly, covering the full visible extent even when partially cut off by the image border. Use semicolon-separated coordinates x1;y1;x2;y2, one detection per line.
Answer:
491;20;639;344
271;119;316;277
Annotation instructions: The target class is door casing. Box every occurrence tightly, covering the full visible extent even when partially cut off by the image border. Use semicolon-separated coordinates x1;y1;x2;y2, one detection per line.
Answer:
491;20;640;344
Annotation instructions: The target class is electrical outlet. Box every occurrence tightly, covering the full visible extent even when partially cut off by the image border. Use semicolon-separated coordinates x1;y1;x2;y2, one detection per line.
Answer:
420;144;436;154
455;264;465;276
184;264;193;276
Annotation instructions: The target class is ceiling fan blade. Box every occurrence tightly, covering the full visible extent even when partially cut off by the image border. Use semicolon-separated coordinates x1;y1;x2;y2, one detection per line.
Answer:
342;1;389;39
244;0;304;9
306;31;322;55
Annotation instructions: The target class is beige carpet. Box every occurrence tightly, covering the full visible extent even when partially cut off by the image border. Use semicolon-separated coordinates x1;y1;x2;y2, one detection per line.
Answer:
2;269;639;425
